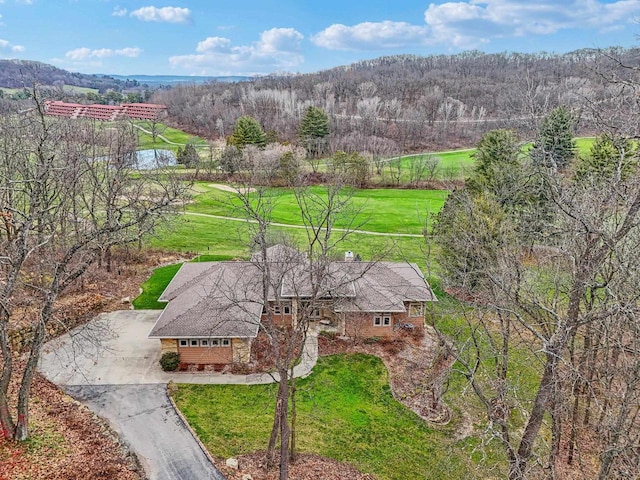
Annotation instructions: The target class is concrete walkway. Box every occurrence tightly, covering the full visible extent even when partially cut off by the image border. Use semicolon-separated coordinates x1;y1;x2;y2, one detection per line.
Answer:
38;309;319;480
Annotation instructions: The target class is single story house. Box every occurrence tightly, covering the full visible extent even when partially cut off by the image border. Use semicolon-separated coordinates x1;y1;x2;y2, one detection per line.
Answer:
148;246;437;365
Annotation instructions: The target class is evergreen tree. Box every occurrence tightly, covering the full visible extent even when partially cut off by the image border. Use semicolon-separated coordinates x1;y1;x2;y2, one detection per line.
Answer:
574;134;637;184
176;142;200;167
228;115;266;149
299;106;329;157
531;105;576;170
466;129;522;208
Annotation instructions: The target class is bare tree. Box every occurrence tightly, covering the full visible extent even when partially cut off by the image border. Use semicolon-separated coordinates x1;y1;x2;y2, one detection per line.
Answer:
434;149;640;478
0;95;188;441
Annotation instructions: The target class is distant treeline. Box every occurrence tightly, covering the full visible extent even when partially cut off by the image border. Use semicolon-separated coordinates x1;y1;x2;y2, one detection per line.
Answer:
0;59;140;93
153;48;640;152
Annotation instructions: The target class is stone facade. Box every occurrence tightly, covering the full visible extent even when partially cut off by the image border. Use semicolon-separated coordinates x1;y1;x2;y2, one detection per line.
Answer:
232;338;252;364
160;338;178;354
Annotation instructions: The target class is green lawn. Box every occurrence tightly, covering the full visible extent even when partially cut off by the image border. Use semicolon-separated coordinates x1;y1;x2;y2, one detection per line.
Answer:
394;148;476;182
135;122;209;151
186;184;448;235
132;263;182;309
151;214;431;268
173;354;496;479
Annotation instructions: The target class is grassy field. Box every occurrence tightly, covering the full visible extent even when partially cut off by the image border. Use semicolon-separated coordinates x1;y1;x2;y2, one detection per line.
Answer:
151;214;430;266
134;122;209;151
390;137;595;181
174;354;497;480
186;184;448;235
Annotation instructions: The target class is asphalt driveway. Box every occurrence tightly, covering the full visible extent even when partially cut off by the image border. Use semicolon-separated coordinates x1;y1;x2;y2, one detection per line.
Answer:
64;384;225;480
39;310;226;480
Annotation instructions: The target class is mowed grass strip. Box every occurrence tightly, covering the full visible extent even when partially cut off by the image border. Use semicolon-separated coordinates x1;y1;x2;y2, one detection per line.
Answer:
134;122;209;151
150;214;431;269
187;185;448;235
132;263;182;309
173;354;478;480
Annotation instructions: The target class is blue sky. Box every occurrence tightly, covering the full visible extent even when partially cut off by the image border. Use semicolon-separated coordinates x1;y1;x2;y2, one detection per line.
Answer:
1;0;639;76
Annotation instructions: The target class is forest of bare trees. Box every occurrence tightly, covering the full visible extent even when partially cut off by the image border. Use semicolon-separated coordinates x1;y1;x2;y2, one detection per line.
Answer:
154;48;640;153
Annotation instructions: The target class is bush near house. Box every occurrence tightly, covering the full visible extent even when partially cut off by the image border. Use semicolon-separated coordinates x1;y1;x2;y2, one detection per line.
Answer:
160;352;180;371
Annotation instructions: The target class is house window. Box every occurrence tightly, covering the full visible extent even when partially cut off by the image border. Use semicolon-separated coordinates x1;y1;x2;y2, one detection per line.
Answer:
284;305;291;314
200;339;209;347
190;339;199;347
373;315;391;326
409;303;424;317
221;339;231;347
179;339;188;347
211;339;220;347
310;307;321;318
273;305;281;314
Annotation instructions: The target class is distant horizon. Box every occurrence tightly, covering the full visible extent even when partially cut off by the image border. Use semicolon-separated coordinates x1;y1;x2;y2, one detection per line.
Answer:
0;1;638;76
3;43;637;81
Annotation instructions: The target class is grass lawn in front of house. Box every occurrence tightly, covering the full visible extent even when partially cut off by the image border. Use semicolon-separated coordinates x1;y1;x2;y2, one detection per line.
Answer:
173;353;496;479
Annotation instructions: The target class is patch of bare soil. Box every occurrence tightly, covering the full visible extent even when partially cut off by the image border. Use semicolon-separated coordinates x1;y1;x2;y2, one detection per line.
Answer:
318;327;455;424
209;183;256;194
220;452;375;480
0;368;142;480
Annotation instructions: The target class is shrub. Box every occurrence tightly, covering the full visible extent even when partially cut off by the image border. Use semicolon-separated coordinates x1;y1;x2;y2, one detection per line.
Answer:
160;351;180;371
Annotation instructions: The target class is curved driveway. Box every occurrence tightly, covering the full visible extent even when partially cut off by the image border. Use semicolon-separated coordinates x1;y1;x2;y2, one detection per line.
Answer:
39;309;318;480
39;310;225;480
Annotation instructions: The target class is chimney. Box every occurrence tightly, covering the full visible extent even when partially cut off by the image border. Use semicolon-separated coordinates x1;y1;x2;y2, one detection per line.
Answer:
345;251;354;262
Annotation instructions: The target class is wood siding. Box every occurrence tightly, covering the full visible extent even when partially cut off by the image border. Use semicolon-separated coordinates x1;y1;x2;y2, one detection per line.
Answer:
178;345;233;364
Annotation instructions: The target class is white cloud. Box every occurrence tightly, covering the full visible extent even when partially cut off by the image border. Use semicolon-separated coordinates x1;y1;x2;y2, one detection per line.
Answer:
0;38;25;53
65;47;142;61
130;6;191;24
312;21;431;50
313;1;640;51
424;0;640;47
196;37;232;53
170;28;304;75
115;47;142;57
112;6;128;17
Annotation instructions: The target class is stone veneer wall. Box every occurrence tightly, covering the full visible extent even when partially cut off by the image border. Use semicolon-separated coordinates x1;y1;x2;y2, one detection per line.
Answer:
232;338;252;364
160;339;178;354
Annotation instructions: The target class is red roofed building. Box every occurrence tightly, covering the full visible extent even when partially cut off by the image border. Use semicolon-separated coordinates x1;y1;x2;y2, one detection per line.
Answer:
44;100;167;121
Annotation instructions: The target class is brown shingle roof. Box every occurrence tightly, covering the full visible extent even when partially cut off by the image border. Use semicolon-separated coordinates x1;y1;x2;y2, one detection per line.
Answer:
148;249;436;339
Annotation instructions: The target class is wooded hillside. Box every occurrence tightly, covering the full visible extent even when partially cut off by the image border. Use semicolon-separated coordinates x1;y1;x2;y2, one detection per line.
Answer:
154;48;640;151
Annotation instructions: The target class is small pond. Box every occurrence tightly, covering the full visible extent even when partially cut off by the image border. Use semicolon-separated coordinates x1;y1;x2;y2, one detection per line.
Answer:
134;149;177;170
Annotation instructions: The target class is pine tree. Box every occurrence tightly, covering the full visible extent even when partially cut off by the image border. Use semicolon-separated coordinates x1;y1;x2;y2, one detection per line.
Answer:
298;106;329;157
228;115;266;149
531;105;576;170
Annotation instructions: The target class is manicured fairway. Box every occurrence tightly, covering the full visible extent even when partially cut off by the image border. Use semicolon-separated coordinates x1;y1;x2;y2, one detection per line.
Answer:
186;185;448;235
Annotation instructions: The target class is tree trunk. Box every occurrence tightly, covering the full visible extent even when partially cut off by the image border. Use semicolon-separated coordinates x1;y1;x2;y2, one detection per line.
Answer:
289;377;297;463
511;344;562;480
0;314;15;439
266;381;284;467
278;371;290;480
14;303;49;441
